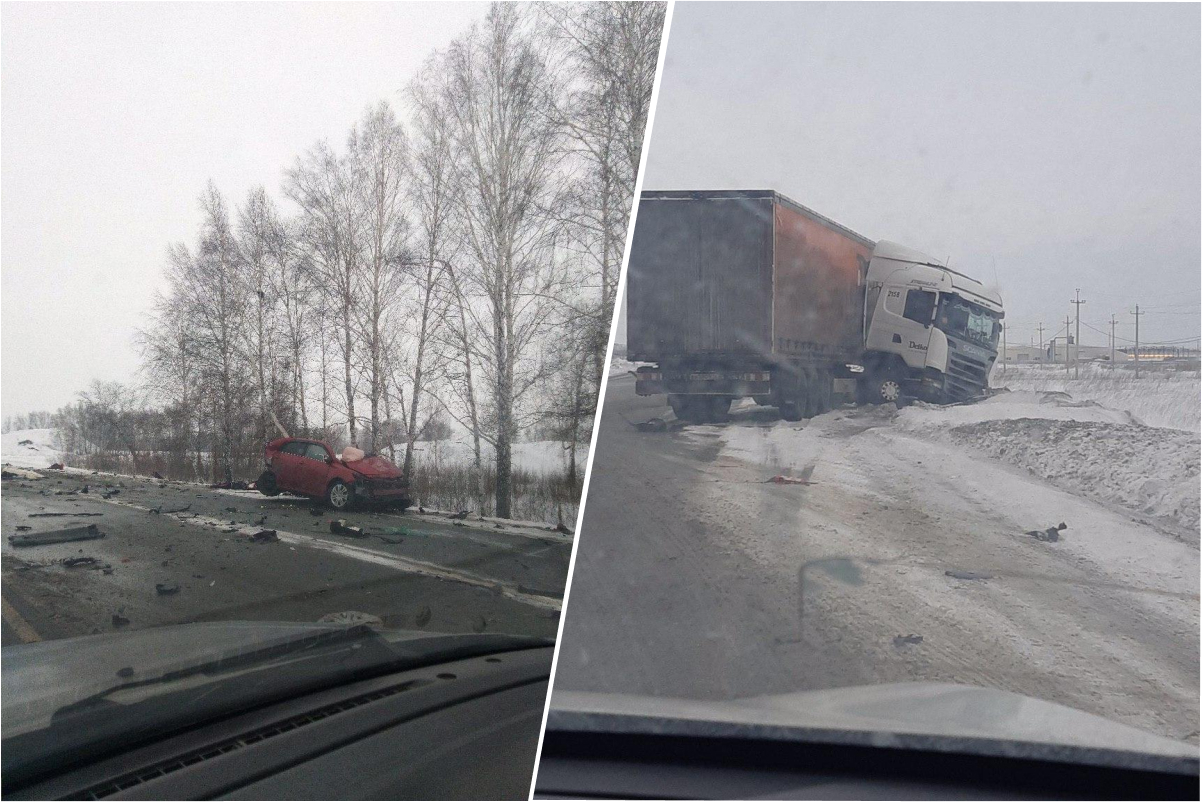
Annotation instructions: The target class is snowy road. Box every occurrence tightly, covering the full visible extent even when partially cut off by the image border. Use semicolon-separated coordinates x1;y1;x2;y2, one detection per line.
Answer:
553;374;1199;744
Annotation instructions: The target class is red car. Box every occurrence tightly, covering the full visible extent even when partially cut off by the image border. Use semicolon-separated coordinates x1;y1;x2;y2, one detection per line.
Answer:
255;437;411;511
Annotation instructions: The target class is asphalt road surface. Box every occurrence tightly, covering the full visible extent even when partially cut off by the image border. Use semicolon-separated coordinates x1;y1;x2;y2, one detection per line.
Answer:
553;374;1199;744
2;470;572;647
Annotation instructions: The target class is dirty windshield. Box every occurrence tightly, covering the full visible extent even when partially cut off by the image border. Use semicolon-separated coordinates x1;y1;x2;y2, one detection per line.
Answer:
553;0;1201;761
1;0;662;762
938;295;1000;348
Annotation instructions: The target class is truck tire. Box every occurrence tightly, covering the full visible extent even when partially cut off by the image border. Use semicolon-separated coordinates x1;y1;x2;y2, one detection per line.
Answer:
812;369;833;414
779;400;804;421
325;479;354;511
668;394;694;421
706;396;732;422
861;369;904;405
255;470;279;497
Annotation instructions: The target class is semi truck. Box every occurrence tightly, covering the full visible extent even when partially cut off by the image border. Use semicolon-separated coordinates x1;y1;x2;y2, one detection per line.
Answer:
628;190;1005;422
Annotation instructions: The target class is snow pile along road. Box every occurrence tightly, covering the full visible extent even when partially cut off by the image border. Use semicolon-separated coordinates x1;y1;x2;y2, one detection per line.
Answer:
1;428;62;469
994;363;1201;433
898;392;1200;544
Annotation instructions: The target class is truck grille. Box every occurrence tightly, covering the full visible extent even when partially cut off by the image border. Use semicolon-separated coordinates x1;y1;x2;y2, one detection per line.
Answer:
946;350;990;401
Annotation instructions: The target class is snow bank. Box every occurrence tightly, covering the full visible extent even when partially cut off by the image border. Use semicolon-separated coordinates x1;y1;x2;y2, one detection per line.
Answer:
993;363;1200;433
1;428;62;469
898;391;1200;543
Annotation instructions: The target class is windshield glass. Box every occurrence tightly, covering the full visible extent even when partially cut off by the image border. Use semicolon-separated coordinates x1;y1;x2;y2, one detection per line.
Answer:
1;0;665;785
937;294;1001;349
548;0;1202;772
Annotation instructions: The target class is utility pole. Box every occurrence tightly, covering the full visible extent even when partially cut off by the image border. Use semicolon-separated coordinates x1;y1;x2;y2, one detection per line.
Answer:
1065;315;1072;377
1131;304;1143;379
1037;322;1045;353
1071;289;1086;379
1001;320;1006;377
1109;313;1117;371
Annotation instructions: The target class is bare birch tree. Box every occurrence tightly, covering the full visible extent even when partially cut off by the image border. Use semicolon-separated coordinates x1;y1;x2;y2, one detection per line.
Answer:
285;142;364;446
438;4;566;518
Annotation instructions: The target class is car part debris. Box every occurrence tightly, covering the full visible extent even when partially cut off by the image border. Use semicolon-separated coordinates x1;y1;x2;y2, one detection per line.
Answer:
63;556;101;568
49;463;64;470
28;512;103;518
10;524;106;548
449;510;469;520
310;507;324;516
111;614;130;628
893;634;924;647
155;583;181;596
17;439;33;446
250;529;279;543
330;519;365;537
945;569;992;581
150;503;192;515
1027;522;1067;542
14;525;32;531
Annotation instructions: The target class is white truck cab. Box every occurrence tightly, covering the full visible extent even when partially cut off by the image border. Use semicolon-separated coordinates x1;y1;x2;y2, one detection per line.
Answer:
861;241;1004;402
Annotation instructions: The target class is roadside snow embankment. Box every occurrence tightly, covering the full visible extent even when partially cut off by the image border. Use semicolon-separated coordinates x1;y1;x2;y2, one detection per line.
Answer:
898;392;1200;543
1;428;62;469
993;363;1200;433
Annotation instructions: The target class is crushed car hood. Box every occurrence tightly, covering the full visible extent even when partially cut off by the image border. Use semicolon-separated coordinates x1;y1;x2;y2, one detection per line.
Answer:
549;683;1198;774
342;455;404;478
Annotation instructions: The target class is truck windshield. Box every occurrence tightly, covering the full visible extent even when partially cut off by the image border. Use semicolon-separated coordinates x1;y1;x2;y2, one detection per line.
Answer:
937;294;1000;349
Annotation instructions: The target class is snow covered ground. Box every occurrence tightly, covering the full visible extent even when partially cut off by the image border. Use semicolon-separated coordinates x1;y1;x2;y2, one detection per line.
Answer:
402;438;576;477
993;363;1200;433
1;428;62;469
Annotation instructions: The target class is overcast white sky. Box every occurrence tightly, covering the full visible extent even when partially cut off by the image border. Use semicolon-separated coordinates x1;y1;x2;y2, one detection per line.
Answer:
622;1;1200;351
2;1;486;416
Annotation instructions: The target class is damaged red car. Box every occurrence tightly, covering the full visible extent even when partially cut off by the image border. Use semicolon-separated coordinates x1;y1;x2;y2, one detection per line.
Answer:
255;438;411;511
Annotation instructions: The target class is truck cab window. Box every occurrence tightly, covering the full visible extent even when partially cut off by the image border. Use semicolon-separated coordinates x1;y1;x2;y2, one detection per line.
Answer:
903;289;936;326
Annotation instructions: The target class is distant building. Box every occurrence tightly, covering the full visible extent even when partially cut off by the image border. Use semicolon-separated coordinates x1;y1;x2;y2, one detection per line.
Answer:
1002;341;1130;365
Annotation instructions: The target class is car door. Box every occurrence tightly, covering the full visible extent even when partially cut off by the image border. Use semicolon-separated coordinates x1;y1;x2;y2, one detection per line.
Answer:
296;442;334;497
272;441;309;493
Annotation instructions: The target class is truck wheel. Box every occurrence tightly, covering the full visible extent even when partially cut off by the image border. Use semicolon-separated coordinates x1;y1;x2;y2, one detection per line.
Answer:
779;400;804;421
668;394;692;420
255;470;279;497
813;370;833;414
706;396;732;422
863;370;904;405
325;479;354;511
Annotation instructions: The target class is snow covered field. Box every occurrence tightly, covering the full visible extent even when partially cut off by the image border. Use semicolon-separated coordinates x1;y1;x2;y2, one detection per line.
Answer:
1;428;61;469
993;363;1200;433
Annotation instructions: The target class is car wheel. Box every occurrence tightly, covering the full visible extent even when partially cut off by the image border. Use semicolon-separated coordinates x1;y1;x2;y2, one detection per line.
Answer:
255;470;279;497
326;479;354;510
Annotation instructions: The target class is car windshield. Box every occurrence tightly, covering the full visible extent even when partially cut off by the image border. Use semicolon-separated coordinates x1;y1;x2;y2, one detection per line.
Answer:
937;294;1000;349
1;0;664;786
548;0;1201;772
